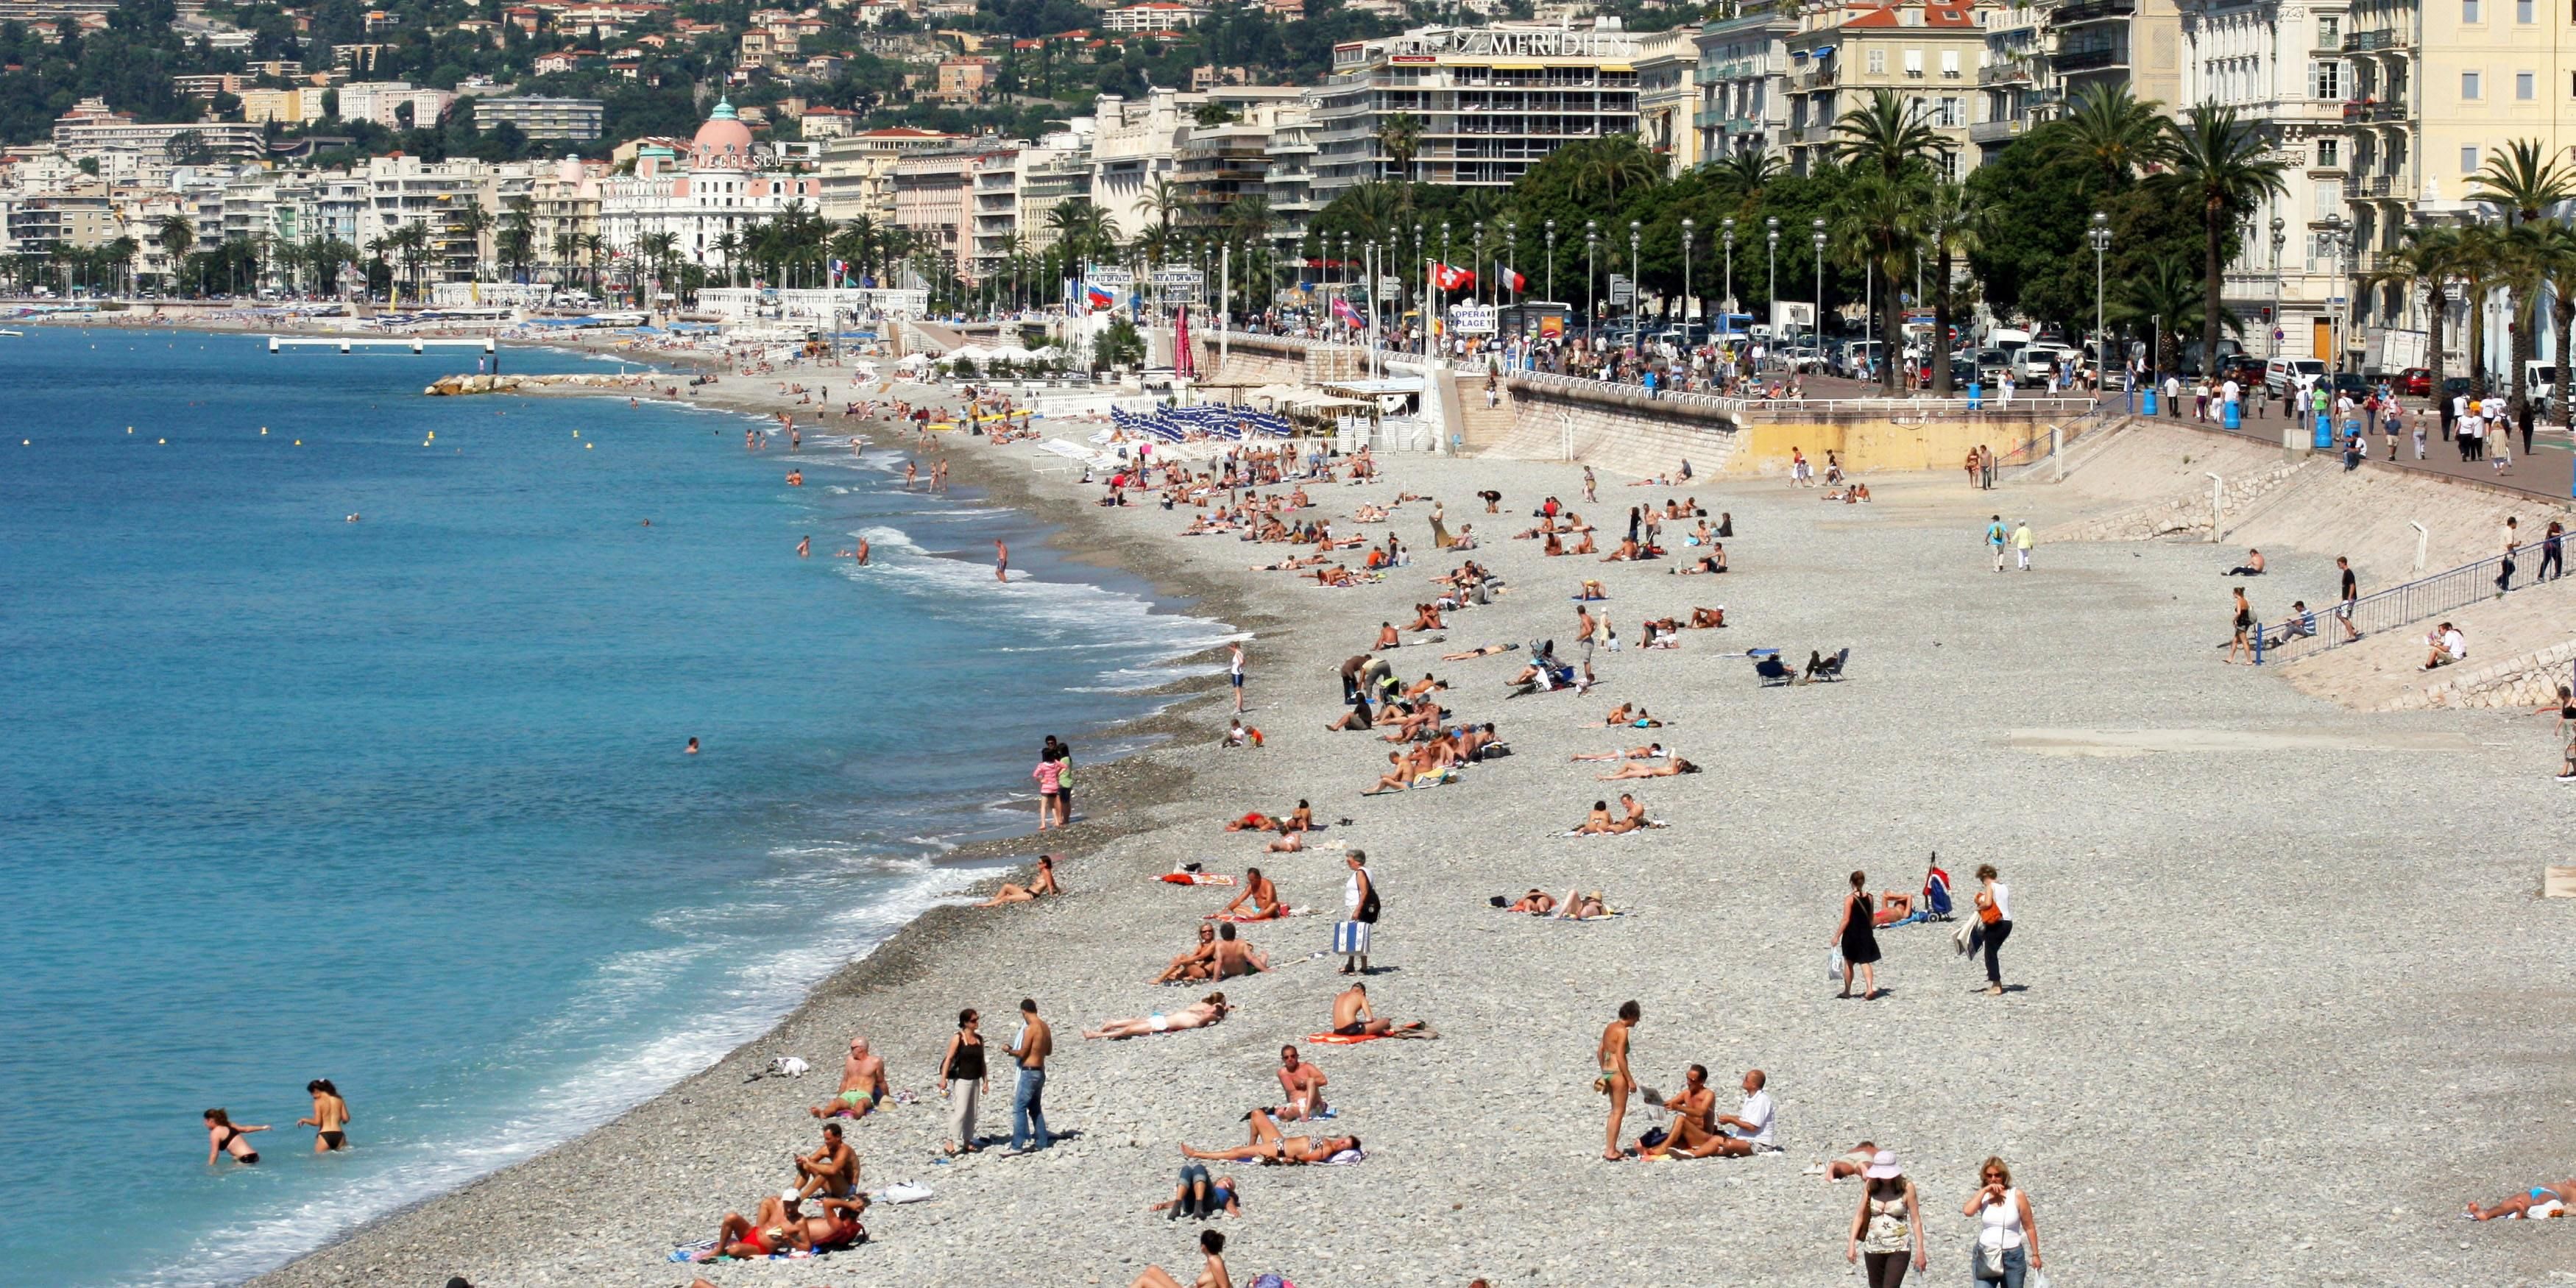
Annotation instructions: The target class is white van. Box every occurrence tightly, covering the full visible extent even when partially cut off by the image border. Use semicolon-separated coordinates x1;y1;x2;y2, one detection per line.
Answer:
2264;356;2326;394
2525;360;2558;404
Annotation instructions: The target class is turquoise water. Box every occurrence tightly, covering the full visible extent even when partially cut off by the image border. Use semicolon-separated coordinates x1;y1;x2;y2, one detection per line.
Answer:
0;328;1230;1285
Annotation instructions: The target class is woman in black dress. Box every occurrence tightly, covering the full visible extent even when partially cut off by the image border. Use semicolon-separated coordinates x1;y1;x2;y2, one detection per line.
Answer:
1835;870;1883;1000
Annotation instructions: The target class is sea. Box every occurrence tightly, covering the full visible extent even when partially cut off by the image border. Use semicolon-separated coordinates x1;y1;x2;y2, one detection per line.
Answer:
0;325;1234;1286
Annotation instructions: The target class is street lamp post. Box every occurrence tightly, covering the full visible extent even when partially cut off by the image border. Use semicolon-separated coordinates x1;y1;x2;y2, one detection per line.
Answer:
2270;216;2286;361
1545;219;1556;307
1722;216;1735;322
1681;219;1694;341
1765;216;1779;340
1585;219;1599;342
1413;224;1426;358
1627;219;1641;339
1811;218;1826;349
2089;212;2112;389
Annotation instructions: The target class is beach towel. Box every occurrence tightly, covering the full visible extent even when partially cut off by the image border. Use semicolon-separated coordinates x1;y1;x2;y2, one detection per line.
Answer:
1211;907;1305;923
1304;1030;1387;1045
1159;872;1239;886
2547;866;2576;899
1557;822;1667;837
874;1180;935;1203
1317;1148;1367;1165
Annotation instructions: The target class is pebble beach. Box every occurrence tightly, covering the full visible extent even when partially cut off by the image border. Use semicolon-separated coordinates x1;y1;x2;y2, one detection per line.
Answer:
248;359;2576;1288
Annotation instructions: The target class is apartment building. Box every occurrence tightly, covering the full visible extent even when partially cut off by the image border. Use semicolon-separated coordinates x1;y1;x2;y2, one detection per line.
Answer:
1090;90;1194;241
472;96;608;141
339;82;457;129
1636;28;1703;173
2178;0;2353;363
52;98;265;163
968;145;1026;281
1309;22;1645;200
818;126;966;224
892;146;991;271
598;102;824;275
1697;1;1799;160
359;154;495;281
1782;3;1991;179
1101;1;1209;32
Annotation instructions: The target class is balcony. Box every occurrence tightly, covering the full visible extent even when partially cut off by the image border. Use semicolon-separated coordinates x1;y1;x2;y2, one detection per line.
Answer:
2051;45;2123;72
2340;28;2405;52
2364;174;2396;197
2051;0;2134;24
1969;118;2028;145
2340;99;2405;123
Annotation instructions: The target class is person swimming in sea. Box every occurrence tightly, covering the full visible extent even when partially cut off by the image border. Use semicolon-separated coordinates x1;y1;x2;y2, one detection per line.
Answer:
203;1109;268;1165
797;535;811;558
686;737;700;754
786;469;803;486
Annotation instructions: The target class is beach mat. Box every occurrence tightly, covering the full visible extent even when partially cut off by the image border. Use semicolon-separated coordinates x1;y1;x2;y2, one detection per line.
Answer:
2548;866;2576;899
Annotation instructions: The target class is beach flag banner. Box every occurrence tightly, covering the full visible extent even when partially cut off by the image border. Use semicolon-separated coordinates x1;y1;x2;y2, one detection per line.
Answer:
1175;304;1195;378
1332;296;1365;328
1432;263;1475;291
829;258;848;286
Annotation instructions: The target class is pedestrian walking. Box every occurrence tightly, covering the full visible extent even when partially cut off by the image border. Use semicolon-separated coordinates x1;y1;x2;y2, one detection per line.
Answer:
1986;514;2009;573
938;1008;988;1156
2335;556;2361;642
1963;1157;2044;1287
2226;587;2254;664
1847;1150;1928;1288
1833;870;1883;1000
2412;406;2428;459
2012;520;2034;572
2540;521;2564;582
1229;642;1246;712
1005;997;1054;1154
1969;864;2013;995
2498;517;2521;596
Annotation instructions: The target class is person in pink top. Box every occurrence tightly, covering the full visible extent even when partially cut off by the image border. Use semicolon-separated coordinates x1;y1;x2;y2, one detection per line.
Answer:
1032;755;1064;832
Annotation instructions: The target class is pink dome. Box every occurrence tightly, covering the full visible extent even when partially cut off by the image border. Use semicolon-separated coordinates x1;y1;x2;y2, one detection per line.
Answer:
693;99;754;169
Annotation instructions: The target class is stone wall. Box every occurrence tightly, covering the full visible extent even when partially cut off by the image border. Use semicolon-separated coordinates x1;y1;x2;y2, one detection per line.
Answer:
1485;375;1742;475
2388;639;2576;711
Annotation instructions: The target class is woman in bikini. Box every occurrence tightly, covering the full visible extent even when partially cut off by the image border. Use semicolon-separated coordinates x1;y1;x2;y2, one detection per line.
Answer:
1596;757;1699;779
1084;992;1228;1040
1155;924;1219;983
297;1079;350;1153
2467;1177;2576;1220
1178;1109;1358;1165
978;854;1061;906
203;1109;269;1165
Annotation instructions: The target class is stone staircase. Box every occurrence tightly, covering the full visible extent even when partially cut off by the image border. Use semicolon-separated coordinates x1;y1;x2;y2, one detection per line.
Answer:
1453;373;1517;450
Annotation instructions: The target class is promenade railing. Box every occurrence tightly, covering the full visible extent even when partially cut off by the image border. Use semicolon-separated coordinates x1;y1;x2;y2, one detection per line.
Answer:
2252;548;2539;664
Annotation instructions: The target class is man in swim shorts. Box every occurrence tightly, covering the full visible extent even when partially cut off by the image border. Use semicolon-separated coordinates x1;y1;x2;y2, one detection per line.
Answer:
809;1037;890;1119
1328;982;1429;1037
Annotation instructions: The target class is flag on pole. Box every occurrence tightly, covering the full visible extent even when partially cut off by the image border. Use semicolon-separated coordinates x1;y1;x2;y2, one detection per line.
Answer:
1085;282;1116;310
1175;303;1195;378
1432;262;1475;291
1331;295;1364;328
1505;269;1526;293
829;258;848;286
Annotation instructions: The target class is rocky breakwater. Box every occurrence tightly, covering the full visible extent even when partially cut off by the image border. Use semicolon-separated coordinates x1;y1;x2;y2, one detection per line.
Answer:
424;372;657;397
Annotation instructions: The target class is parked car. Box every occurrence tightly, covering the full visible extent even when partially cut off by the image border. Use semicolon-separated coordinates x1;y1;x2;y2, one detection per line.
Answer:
1780;345;1830;373
2263;356;2327;394
2398;367;2432;396
2330;372;2369;397
2018;343;2076;382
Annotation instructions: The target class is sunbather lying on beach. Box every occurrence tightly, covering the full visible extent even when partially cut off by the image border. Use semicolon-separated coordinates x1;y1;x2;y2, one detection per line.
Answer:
1329;981;1433;1037
2468;1179;2575;1220
1210;868;1284;920
1180;1109;1359;1166
977;854;1061;905
1597;757;1699;779
1505;888;1558;914
807;1038;890;1120
1871;892;1917;926
1440;643;1519;661
1085;991;1228;1040
1822;1140;1880;1181
1554;888;1612;920
1147;1166;1243;1219
1326;701;1375;732
1571;744;1667;762
1154;924;1217;983
1671;548;1727;575
1603;704;1663;728
1689;606;1727;629
691;1192;867;1262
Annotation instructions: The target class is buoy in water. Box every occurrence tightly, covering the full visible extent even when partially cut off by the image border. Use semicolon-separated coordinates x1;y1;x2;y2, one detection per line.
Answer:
261;427;268;435
585;442;594;450
158;438;166;444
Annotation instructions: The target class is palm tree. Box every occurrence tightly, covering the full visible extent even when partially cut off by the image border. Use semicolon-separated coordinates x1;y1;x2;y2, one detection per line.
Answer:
1922;180;1991;394
711;230;744;287
2496;221;2551;419
1573;135;1663;205
1376;112;1423;185
1139;177;1186;240
580;233;606;297
2036;83;2168;195
1830;88;1950;180
2363;224;2464;403
2468;138;2575;226
446;202;494;283
155;213;194;292
2455;222;2505;394
2111;255;2239;375
637;230;681;306
2152;102;2289;375
550;230;581;288
1708;148;1785;216
498;197;536;282
1831;171;1927;392
2536;222;2576;427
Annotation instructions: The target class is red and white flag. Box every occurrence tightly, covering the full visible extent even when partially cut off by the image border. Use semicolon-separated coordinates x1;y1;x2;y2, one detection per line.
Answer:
1432;262;1475;291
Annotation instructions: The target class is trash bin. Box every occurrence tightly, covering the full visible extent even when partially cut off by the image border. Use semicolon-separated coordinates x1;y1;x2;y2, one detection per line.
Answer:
2142;389;2159;417
1967;381;1983;411
2223;399;2242;430
2313;412;2334;450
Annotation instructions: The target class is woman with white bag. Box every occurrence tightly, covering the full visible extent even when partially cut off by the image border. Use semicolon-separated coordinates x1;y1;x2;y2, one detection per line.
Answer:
1961;1156;2044;1288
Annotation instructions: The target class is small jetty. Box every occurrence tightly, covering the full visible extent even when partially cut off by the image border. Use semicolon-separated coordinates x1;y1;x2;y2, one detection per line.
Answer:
423;372;659;397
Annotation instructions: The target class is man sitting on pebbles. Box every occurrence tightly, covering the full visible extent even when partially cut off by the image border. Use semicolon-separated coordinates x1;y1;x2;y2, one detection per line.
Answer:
1328;982;1434;1038
791;1122;859;1199
807;1037;890;1121
1209;868;1285;921
1643;1068;1775;1158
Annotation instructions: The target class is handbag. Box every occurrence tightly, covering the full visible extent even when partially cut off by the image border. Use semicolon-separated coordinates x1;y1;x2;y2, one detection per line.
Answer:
1827;946;1846;980
1952;921;1976;956
1977;892;2000;925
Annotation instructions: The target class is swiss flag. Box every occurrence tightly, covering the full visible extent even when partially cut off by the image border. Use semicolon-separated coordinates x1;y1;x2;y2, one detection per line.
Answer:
1432;262;1475;291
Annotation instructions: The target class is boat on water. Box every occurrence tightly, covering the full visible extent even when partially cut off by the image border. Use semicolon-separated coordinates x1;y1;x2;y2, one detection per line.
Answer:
0;329;24;337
